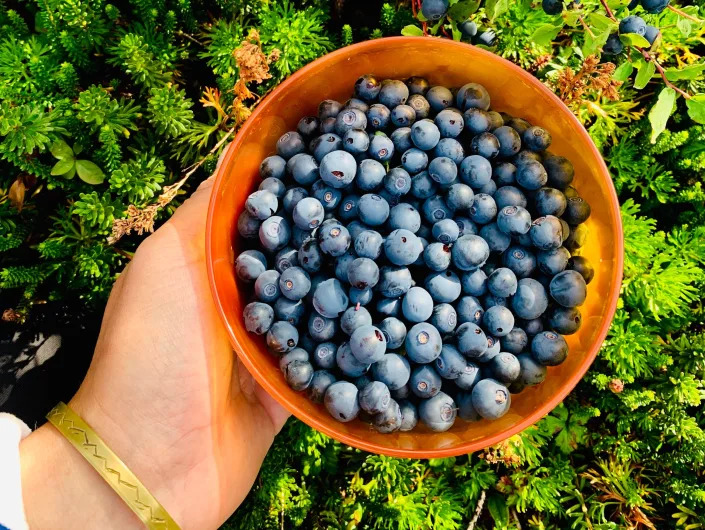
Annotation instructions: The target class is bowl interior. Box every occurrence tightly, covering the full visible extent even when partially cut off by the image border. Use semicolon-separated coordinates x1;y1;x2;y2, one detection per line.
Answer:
207;37;622;457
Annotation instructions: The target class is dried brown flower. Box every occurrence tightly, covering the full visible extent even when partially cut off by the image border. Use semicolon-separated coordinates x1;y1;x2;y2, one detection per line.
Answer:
609;378;624;393
2;308;21;322
556;55;622;109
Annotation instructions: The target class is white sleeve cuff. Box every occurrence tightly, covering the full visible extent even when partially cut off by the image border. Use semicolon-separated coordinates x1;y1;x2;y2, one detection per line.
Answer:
0;413;31;530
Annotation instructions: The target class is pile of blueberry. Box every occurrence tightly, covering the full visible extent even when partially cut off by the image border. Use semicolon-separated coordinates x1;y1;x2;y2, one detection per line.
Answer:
235;74;594;434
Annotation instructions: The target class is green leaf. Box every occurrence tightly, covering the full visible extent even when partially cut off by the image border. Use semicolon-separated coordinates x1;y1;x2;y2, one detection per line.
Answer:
677;16;692;37
588;12;618;31
531;23;564;47
634;60;655;90
563;11;581;27
401;25;424;36
583;29;610;56
449;20;463;41
447;0;481;20
486;0;509;20
50;158;75;176
686;94;705;124
73;143;83;155
648;87;677;143
487;493;509;527
75;159;105;185
613;61;634;82
620;33;651;48
64;165;76;180
665;63;705;81
50;139;74;160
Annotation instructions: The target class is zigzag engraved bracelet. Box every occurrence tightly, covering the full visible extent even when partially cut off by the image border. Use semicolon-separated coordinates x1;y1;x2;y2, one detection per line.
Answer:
46;402;180;530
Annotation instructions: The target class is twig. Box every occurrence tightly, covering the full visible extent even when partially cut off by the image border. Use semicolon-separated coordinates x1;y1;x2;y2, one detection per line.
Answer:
181;126;237;179
599;0;616;20
176;30;204;46
512;508;523;529
636;46;692;99
667;4;703;23
579;15;596;38
466;490;486;530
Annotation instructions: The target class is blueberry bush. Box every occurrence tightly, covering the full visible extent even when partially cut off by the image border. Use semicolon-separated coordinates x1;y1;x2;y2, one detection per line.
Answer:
1;0;704;528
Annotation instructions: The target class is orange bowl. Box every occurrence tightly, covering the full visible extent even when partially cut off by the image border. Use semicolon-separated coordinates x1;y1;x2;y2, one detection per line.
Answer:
206;37;623;458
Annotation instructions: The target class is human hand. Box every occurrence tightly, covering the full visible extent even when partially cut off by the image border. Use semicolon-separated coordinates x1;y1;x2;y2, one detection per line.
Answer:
20;148;290;530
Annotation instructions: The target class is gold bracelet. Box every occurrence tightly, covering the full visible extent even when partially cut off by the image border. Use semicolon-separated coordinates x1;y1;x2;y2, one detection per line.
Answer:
46;402;180;530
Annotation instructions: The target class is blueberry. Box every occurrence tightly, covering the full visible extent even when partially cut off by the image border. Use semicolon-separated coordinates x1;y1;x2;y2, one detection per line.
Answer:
457;83;491;111
565;223;589;251
320;150;357;189
347;257;380;289
430;303;458;334
425;271;462;303
482;305;514;337
275;297;306;325
644;24;660;45
337;195;360;223
405;322;443;363
619;15;647;36
366;104;391;131
463;108;491;135
434;138;465;164
310;133;343;162
482;294;507;309
378;266;413;298
298;237;323;273
349;286;373;306
260;155;287;180
459;19;478;37
266;321;299;354
531;331;568;366
238;211;261;239
292;197;325;230
359;381;391;414
385;229;423;266
487;267;518;298
547;306;582;334
282;188;308;216
378;317;407;349
401;148;429;174
340;306;373;336
336;341;370;377
391;105;416;127
280;348;309;373
461;269;488;296
518;317;544;337
319;117;337;133
334;108;367;138
354;73;381;101
543;155;574;189
476;29;496;46
435;109;465;138
435;344;466;379
276;131;306;159
235;250;267;282
307;312;337;341
245;190;278;220
549;270;587;307
358;194;390;226
368;133;395;162
312;278;349;318
243;302;274;335
456;322;488;357
452;234;490;271
512;277;548;319
308;370;337;403
432;219;461;243
407;76;430;95
259;177;286;199
502;245;536;278
516;160;548;190
516;353;547;385
496;205;531;236
494;126;522;157
317;221;351;257
470;132;500;159
354;229;384;259
603;33;624;55
455;361;483;390
384;167;412;196
476;223;509;254
563;196;591;224
379;79;409;108
428;157;458;185
373;399;403;433
468;193;497;224
274;247;297;273
530;215;563;250
410;119;442;150
318;99;342;120
501;327;528;354
297;115;319;138
284;359;314;391
642;0;669;13
400;286;433;322
534;187;567;217
311;180;342;211
542;0;563;13
410;364;442;399
426;85;453;112
422;194;454;224
523;126;551;152
494;162;517;186
354;160;384;192
476;334;502;363
423;242;452;272
471;378;511;419
456;392;481;421
421;0;449;20
390;127;413;153
324;381;360;422
568;255;595;284
372;353;411;390
407;94;431;119
312;342;337;369
342;129;370;156
537;246;570;275
334;251;356;284
419;391;457;432
398;400;419;431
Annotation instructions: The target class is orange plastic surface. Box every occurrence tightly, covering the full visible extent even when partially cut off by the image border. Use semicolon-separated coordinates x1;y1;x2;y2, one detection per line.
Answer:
206;37;623;458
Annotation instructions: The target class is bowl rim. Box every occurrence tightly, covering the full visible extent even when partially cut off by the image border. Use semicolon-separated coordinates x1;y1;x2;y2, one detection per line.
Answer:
206;36;624;458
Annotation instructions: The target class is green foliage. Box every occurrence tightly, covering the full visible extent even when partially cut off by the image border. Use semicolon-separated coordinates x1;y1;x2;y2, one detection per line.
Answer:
1;1;704;528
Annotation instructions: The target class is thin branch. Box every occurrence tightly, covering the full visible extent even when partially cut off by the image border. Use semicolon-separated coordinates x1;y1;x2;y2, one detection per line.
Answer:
466;490;486;530
512;508;523;530
667;4;703;23
636;46;692;99
176;30;204;46
579;15;596;38
599;0;616;20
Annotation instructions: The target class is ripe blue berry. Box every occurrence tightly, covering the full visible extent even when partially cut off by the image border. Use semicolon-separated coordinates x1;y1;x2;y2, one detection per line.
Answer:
324;381;360;422
410;365;442;399
471;378;511;419
405;322;443;363
549;270;587;307
419;391;457;431
243;302;274;335
372;353;411;390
